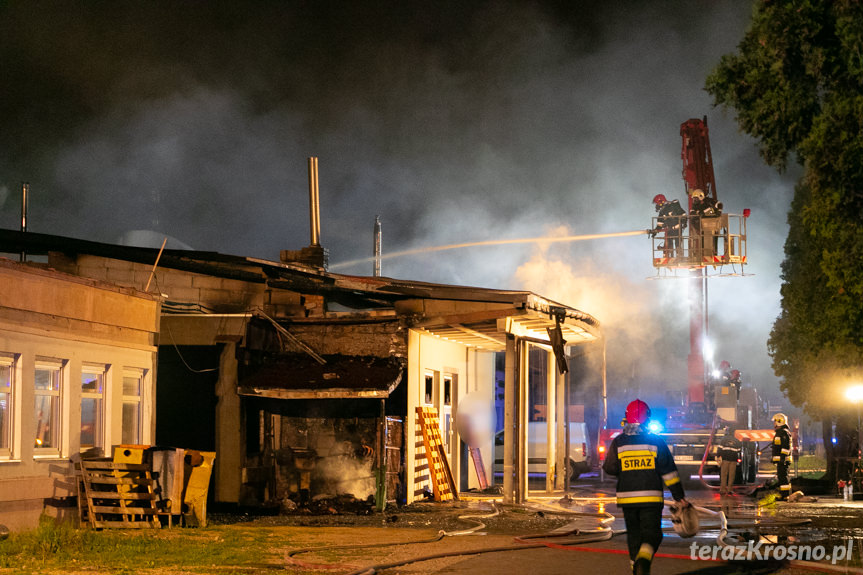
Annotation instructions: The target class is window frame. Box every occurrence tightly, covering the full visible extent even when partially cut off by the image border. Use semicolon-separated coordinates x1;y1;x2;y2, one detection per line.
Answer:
34;358;65;457
423;370;437;406
0;354;15;458
443;374;453;407
80;363;107;452
121;368;145;445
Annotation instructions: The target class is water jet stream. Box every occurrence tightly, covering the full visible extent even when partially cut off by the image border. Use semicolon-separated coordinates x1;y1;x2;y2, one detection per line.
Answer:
329;229;648;270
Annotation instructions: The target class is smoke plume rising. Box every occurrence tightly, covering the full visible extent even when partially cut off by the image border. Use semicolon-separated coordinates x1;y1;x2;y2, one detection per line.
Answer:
0;1;798;404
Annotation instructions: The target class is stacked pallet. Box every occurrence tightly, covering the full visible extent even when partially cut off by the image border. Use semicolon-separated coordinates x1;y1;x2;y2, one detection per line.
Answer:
415;407;458;502
79;460;161;529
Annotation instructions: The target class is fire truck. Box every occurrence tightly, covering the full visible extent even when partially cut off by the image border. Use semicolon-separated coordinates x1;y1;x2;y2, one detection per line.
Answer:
600;117;776;488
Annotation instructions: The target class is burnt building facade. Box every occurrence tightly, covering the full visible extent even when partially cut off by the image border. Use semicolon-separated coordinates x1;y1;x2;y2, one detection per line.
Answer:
1;228;601;511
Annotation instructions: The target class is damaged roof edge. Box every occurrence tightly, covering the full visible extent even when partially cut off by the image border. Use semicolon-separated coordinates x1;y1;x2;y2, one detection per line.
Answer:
0;230;600;331
525;293;600;330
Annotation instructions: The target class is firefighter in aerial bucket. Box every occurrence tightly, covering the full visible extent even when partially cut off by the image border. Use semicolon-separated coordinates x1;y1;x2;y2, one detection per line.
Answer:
650;194;686;258
603;399;691;575
688;188;723;260
771;413;793;501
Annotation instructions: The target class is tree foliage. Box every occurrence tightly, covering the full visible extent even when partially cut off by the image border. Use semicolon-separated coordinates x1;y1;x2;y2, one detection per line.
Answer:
706;1;863;428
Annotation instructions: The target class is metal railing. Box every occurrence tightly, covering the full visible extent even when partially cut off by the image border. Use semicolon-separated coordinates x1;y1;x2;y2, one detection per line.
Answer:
651;213;748;272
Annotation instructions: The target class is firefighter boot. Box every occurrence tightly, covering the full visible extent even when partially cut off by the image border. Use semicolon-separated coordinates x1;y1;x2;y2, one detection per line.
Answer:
633;557;651;575
633;543;654;575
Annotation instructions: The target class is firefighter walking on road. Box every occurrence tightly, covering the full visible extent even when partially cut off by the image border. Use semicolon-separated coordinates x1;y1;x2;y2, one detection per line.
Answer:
771;413;793;500
603;399;690;575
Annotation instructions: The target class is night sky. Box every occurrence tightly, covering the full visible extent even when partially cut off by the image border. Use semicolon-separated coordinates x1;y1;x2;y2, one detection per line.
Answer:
0;2;799;412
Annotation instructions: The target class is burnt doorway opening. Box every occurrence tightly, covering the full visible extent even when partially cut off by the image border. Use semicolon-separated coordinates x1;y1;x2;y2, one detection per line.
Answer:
156;345;219;451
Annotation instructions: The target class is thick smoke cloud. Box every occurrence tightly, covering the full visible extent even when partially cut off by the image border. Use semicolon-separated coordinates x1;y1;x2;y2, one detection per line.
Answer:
0;2;797;404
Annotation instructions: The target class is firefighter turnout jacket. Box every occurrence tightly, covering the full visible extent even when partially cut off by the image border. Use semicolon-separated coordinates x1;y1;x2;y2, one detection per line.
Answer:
602;426;685;506
717;435;742;462
656;200;687;232
772;424;792;463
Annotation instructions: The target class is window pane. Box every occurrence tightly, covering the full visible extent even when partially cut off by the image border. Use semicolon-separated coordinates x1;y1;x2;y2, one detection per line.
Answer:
123;375;141;396
424;374;433;404
122;402;140;445
0;392;8;450
0;364;10;450
35;368;59;391
82;372;102;393
81;397;101;449
34;395;58;448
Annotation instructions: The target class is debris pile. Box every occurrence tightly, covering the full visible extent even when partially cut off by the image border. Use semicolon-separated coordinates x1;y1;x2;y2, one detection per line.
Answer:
280;494;375;516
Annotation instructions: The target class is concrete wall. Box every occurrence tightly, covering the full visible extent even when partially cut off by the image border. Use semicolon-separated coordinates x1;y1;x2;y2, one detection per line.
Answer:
0;261;158;530
49;253;324;317
406;330;495;503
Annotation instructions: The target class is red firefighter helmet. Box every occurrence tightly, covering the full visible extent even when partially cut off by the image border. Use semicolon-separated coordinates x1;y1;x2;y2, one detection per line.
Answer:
719;360;731;370
652;194;667;206
625;399;651;425
730;369;740;379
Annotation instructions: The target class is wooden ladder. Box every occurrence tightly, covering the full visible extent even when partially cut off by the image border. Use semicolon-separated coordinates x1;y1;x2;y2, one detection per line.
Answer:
416;407;458;502
80;460;161;529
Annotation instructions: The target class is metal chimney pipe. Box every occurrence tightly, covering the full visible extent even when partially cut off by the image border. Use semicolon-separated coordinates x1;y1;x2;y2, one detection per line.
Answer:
20;182;29;262
308;157;321;246
373;215;382;277
21;182;29;233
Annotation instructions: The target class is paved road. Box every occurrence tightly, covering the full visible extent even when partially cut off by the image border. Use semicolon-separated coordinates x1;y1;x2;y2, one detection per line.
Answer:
415;484;863;575
433;545;826;575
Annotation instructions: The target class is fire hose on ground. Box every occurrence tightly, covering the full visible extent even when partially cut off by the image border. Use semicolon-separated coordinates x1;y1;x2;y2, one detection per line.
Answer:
285;504;618;573
284;500;863;575
284;505;501;571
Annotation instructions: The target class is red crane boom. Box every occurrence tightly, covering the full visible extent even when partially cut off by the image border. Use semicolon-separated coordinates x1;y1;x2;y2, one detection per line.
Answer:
679;117;715;407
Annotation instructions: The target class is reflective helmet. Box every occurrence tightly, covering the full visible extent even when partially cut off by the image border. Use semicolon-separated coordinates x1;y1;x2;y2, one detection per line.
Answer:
719;360;731;370
625;399;651;425
690;189;705;200
652;194;667;206
730;369;740;379
773;413;788;427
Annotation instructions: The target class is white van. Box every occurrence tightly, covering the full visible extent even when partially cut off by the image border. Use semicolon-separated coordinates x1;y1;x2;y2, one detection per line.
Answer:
493;421;591;480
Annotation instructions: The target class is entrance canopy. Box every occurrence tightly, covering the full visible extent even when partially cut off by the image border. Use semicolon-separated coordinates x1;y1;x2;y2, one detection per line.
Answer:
395;291;600;352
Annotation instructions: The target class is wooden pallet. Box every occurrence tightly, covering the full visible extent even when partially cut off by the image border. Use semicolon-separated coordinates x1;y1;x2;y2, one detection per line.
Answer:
415;407;457;502
79;460;161;529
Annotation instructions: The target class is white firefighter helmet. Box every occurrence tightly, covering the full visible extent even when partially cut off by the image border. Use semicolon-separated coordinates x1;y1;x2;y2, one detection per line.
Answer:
773;413;788;427
670;502;699;538
690;188;705;200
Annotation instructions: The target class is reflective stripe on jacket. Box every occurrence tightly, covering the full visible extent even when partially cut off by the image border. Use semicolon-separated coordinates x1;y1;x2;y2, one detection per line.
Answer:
717;436;741;461
771;425;792;463
602;430;685;507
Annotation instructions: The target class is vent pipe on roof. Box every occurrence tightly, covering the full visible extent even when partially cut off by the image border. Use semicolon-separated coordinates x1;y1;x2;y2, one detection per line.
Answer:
373;215;382;277
21;182;28;233
308;157;321;246
281;159;328;269
20;182;29;262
